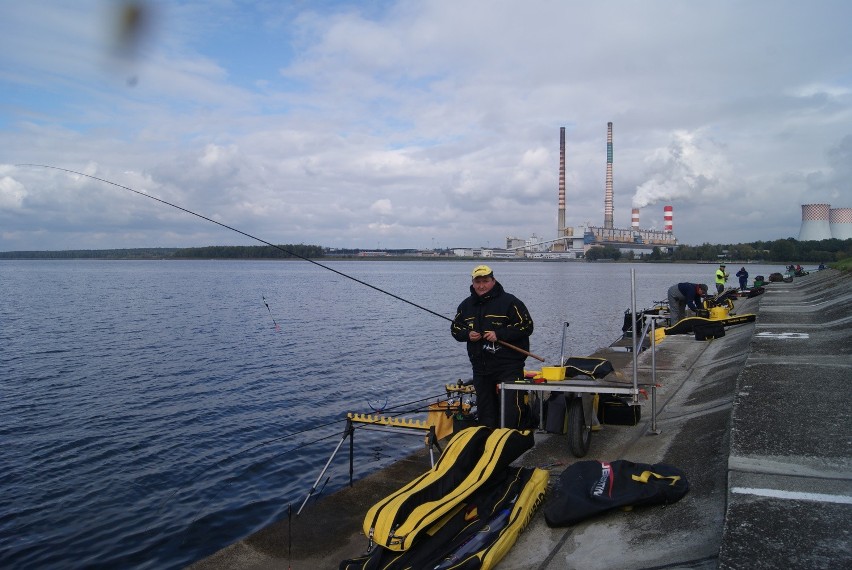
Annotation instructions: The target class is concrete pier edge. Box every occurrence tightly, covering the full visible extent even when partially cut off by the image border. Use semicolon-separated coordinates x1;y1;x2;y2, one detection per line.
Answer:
190;268;852;570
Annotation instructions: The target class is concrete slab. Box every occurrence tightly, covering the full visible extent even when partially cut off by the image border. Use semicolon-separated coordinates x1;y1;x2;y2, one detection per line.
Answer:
719;269;852;570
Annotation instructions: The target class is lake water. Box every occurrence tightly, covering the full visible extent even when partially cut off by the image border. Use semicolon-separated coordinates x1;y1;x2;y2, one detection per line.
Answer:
0;259;782;569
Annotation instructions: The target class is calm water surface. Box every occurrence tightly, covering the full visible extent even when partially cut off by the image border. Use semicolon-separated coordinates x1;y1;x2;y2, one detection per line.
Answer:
0;259;782;568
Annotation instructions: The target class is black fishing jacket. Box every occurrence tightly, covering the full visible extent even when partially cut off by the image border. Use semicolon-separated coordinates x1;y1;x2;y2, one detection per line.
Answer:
451;280;534;371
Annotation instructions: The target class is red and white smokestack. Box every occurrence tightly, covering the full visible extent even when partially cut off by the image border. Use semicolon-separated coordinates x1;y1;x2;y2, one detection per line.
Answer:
631;208;640;230
664;205;673;233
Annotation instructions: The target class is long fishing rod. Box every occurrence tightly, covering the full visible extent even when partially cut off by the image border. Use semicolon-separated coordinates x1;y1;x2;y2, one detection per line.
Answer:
18;164;450;322
19;164;546;361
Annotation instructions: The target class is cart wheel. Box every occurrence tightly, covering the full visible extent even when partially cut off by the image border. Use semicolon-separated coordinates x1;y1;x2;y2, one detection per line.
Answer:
567;397;591;457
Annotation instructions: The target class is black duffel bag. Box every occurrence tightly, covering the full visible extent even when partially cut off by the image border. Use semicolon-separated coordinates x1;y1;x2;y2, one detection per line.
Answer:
544;459;689;527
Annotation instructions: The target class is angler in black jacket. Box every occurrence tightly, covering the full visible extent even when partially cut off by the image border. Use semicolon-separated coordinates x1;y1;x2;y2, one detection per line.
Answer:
451;265;534;428
667;282;708;325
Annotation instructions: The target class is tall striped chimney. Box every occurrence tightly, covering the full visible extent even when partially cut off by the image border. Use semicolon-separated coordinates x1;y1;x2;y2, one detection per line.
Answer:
664;205;673;233
631;208;640;230
604;122;614;228
558;127;566;238
798;204;831;241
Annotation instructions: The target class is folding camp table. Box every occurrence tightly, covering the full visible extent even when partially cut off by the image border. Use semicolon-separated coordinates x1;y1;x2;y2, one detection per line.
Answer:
499;269;664;457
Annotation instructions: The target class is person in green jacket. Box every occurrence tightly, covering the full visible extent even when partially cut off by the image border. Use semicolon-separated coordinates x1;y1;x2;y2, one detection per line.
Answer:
715;263;729;294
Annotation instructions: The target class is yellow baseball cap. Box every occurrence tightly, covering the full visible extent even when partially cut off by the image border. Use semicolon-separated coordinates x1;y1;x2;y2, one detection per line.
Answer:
471;264;493;278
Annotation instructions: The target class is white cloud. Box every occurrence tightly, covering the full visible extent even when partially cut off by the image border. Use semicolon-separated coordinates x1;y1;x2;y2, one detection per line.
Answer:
1;0;851;251
370;198;393;215
0;175;28;209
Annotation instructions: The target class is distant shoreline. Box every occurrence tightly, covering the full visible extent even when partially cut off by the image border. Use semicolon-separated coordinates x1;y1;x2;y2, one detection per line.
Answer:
0;254;756;265
0;246;805;265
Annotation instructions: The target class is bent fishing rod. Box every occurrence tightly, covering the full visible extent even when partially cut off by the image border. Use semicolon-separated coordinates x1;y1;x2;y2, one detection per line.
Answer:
19;164;545;362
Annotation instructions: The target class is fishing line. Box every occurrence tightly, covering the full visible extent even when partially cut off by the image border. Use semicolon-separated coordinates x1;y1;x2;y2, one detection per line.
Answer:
145;415;344;533
153;389;451;534
18;164;454;324
179;428;344;537
182;394;449;532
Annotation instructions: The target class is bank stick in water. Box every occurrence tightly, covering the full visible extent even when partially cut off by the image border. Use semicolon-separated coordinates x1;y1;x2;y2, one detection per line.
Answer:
262;295;281;332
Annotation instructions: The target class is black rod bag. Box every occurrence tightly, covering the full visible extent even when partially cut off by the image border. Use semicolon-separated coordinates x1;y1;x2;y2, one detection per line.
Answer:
544;459;689;527
563;357;614;379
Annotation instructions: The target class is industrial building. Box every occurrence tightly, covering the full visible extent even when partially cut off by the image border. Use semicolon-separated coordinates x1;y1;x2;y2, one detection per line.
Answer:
449;129;850;261
506;123;679;259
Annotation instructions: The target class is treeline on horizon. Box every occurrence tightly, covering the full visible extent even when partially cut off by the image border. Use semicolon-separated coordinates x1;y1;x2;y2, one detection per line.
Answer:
0;244;326;260
586;237;851;263
1;237;849;262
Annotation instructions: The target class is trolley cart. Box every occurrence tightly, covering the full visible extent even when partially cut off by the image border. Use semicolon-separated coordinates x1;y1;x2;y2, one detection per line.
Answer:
499;269;665;457
499;378;640;457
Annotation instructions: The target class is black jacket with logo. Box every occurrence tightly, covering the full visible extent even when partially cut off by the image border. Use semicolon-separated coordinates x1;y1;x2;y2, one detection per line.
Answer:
450;280;534;371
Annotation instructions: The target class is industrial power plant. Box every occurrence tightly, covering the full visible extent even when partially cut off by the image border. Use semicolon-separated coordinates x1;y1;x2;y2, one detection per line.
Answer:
496;123;679;259
450;125;848;261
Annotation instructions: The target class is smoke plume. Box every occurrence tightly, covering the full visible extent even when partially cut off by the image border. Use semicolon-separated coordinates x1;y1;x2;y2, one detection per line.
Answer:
632;130;729;209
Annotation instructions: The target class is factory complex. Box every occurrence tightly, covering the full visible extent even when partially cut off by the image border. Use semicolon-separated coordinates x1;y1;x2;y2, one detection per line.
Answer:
359;124;849;260
453;123;679;260
451;125;850;262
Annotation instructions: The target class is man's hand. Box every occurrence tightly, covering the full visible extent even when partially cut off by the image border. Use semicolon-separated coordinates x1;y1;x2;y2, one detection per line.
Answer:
469;330;497;342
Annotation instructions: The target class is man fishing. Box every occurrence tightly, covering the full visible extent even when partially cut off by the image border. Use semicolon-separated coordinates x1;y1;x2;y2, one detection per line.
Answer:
736;266;749;291
451;265;534;429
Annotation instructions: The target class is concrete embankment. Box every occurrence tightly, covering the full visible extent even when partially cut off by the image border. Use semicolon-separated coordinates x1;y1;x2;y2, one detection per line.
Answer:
718;268;852;569
190;268;851;570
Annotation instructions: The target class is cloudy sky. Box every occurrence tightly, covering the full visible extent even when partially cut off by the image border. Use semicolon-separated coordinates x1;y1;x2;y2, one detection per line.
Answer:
1;0;850;251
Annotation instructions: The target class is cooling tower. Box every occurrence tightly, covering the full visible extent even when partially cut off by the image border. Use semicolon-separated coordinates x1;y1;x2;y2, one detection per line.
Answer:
631;208;640;230
829;207;852;240
664;205;673;233
798;204;832;241
604;122;614;229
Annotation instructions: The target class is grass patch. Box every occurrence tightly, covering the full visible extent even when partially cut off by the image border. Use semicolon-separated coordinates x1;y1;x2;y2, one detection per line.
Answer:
831;257;852;271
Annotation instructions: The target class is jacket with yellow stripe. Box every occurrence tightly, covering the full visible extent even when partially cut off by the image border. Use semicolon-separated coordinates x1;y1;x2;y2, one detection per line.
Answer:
451;280;534;370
